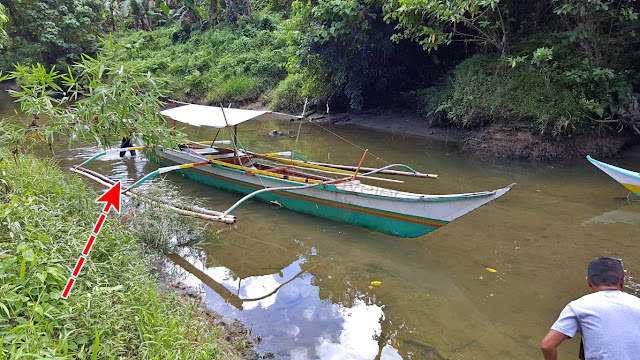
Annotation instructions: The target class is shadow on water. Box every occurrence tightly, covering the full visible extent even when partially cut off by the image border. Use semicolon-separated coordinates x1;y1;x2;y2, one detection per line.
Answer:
582;202;640;226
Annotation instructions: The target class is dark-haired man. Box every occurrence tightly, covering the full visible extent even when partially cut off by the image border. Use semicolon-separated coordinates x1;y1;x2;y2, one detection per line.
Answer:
541;257;640;360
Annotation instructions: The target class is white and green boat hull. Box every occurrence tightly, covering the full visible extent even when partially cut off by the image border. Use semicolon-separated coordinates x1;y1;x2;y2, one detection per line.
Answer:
147;149;514;238
588;155;640;197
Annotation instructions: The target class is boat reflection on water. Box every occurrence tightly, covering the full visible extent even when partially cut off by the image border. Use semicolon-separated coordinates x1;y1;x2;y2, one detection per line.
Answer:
582;203;640;225
164;248;405;359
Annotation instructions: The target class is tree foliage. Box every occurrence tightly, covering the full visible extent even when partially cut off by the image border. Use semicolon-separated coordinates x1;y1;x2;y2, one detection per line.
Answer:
381;0;510;54
284;0;436;110
4;38;184;151
1;0;639;138
0;3;7;36
553;0;638;67
0;0;104;68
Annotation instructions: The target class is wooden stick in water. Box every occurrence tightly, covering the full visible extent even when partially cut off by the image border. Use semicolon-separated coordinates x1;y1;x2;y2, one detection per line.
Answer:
76;166;229;218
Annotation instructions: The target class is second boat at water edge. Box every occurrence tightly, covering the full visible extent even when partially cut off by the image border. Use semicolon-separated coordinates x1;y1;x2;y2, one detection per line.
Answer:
587;155;640;197
141;104;515;238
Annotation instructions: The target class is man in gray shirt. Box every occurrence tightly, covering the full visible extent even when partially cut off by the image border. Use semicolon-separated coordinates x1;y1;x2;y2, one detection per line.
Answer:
541;257;640;360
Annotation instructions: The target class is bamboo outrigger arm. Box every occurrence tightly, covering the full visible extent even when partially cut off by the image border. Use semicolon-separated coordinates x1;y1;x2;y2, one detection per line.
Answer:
359;164;430;177
302;161;439;179
124;161;211;192
222;182;325;216
222;175;354;216
71;166;237;224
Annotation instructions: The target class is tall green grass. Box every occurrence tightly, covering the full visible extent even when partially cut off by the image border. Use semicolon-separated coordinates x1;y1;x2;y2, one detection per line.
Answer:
0;155;229;359
103;11;290;106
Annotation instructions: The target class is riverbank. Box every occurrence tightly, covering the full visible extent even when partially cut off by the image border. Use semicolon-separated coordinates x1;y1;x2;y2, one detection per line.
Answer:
308;110;638;160
0;154;255;359
3;80;636;161
307;109;467;143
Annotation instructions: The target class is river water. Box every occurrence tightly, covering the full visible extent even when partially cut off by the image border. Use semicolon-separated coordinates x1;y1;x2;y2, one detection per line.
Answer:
2;91;640;359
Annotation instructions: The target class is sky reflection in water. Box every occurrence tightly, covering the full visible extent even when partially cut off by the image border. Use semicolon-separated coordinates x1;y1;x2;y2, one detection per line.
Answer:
168;248;403;360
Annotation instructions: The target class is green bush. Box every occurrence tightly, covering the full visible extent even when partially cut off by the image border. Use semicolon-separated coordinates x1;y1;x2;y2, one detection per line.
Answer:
419;54;612;136
270;73;305;112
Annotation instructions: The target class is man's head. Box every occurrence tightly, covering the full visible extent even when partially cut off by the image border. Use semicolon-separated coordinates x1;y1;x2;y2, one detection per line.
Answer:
586;257;624;290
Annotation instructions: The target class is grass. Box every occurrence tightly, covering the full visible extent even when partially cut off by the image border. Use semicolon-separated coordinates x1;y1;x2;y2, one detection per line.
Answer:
102;11;290;106
418;53;615;136
0;154;231;359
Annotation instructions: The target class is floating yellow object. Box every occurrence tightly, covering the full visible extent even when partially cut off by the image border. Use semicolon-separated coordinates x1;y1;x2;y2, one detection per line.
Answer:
215;229;224;235
479;276;484;280
485;267;497;273
370;281;382;286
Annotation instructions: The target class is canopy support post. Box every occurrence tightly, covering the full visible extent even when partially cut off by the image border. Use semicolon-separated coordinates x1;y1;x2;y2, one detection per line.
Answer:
220;105;241;165
291;97;308;163
352;149;368;180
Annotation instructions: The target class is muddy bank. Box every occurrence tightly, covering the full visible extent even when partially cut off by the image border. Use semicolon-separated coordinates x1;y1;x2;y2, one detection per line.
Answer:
460;122;638;161
308;110;638;160
308;110;467;143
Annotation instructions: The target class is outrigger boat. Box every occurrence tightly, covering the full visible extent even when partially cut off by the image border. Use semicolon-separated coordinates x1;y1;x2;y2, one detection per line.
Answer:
74;104;514;237
587;155;640;198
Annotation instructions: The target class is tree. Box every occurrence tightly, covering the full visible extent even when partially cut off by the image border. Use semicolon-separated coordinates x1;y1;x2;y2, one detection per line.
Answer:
120;0;163;30
0;3;7;34
553;0;638;67
3;38;185;153
381;0;510;55
0;4;7;50
285;0;373;109
0;0;104;68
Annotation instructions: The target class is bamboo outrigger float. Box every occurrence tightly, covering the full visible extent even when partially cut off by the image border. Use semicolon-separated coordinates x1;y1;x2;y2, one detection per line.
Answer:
74;103;514;237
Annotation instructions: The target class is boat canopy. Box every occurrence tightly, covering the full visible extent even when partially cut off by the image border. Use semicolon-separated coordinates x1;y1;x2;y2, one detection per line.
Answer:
161;104;300;128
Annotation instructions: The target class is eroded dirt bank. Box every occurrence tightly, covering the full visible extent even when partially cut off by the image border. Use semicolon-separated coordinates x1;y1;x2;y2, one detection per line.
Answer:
308;110;638;161
460;122;637;161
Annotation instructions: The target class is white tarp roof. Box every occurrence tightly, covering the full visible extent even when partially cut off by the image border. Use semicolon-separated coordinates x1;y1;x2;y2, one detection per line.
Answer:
161;104;300;128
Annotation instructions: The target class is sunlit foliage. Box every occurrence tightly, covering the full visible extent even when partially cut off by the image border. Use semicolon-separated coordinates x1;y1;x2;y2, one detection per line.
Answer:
5;38;185;151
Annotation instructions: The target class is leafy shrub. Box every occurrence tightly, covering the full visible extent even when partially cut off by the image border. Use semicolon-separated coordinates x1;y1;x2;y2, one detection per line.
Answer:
270;73;305;111
419;53;626;136
221;75;260;101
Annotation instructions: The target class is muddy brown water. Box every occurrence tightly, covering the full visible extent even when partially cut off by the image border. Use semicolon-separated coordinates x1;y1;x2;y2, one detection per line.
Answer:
2;92;640;359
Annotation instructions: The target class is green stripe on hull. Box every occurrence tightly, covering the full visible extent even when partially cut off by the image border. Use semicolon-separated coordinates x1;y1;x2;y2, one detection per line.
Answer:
150;154;446;237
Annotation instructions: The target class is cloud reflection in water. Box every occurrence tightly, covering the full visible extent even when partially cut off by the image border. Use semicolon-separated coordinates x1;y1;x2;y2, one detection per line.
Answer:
169;249;402;359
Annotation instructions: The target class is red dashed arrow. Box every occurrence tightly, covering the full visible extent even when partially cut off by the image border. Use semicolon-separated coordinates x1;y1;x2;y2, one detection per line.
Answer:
62;181;121;299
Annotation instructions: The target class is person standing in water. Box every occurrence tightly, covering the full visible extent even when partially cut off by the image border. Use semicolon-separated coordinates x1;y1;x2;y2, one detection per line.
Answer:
541;257;640;360
120;135;136;157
